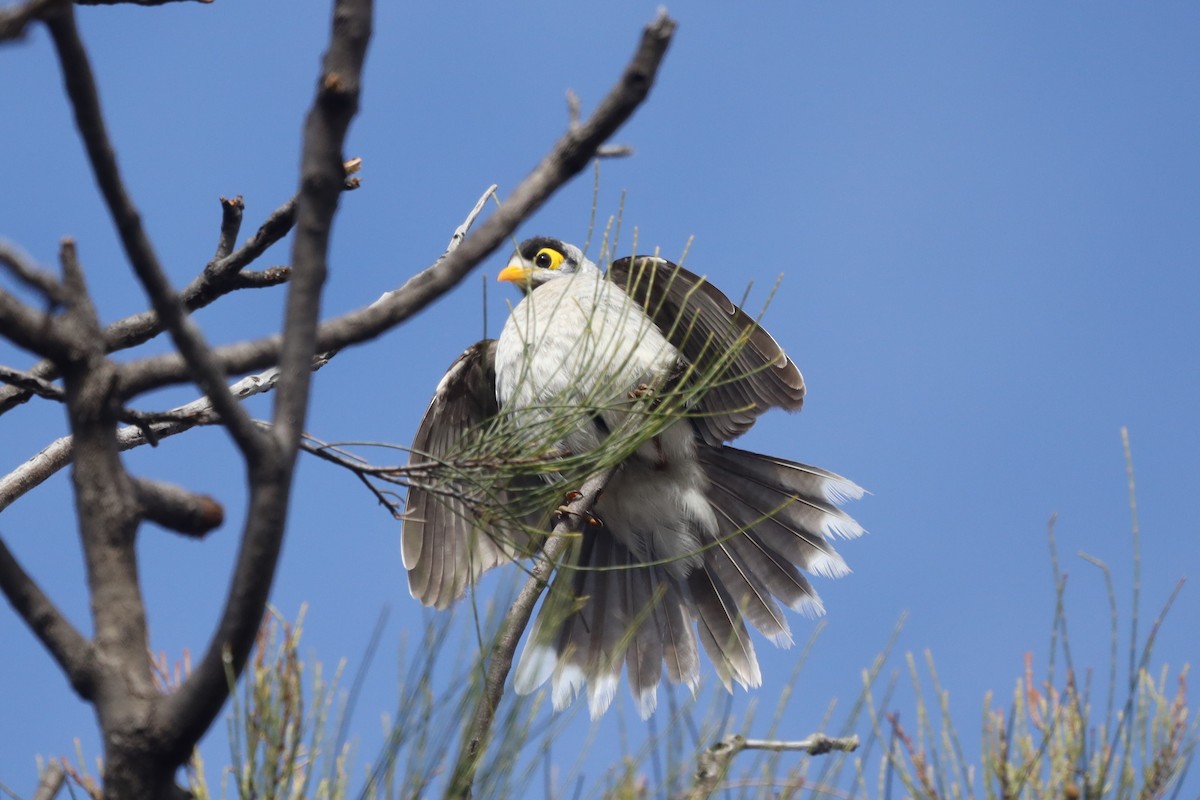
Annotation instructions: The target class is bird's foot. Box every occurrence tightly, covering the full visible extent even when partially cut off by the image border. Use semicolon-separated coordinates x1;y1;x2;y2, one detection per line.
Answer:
629;383;654;400
555;490;603;529
554;493;581;524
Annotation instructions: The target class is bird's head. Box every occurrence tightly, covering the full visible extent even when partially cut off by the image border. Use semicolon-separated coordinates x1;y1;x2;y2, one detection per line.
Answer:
497;237;596;291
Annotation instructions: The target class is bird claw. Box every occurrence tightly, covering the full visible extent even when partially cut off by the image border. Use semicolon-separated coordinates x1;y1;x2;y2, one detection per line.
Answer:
629;383;653;400
555;490;603;528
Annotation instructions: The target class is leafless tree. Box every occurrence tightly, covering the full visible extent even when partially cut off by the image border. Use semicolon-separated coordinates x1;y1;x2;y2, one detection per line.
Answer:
0;0;677;796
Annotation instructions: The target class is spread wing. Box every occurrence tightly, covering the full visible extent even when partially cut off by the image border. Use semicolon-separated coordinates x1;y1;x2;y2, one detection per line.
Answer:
608;255;806;444
402;340;535;609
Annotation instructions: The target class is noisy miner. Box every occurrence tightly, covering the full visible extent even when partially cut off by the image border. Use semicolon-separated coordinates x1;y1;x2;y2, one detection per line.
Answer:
402;236;863;718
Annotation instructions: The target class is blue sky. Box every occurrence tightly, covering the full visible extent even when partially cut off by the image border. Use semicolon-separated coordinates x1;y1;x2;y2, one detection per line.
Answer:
2;1;1198;796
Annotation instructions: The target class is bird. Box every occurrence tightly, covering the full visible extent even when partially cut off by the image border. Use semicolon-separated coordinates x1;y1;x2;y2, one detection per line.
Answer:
401;236;863;719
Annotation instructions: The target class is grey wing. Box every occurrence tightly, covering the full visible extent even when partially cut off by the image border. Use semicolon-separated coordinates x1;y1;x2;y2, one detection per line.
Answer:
402;340;533;609
608;255;806;444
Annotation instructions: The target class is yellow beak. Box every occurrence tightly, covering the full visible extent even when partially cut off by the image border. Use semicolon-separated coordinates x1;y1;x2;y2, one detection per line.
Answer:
497;262;533;283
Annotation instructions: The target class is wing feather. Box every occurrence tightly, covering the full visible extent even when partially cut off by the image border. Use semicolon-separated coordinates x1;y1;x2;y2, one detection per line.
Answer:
608;255;806;444
402;340;533;609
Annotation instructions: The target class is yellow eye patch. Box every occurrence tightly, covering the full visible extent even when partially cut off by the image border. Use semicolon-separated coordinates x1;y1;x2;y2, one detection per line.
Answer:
534;247;565;270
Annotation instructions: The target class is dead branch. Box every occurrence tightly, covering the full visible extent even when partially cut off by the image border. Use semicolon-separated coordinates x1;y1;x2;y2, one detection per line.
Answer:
134;478;225;538
0;240;67;305
688;733;861;799
0;178;354;416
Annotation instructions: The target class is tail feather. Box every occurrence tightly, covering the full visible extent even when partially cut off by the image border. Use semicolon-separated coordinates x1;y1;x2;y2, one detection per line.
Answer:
701;446;862;578
516;529;704;718
583;534;624;717
731;523;825;617
550;583;588;710
513;445;862;718
686;565;761;691
706;526;793;646
700;445;865;507
651;568;700;693
623;554;665;717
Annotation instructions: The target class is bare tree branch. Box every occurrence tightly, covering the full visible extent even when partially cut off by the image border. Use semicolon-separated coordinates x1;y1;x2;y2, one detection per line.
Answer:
134;478;224;538
687;733;861;800
1;4;676;794
0;288;71;361
0;240;67;305
50;238;159;749
0;362;300;515
213;195;244;261
449;469;613;799
0;363;65;401
0;534;97;700
0;179;353;416
116;9;679;400
0;175;490;516
0;356;271;435
156;0;373;759
45;3;268;461
271;1;369;452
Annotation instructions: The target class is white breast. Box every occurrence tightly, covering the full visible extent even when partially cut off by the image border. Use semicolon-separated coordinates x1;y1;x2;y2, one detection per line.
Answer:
495;271;676;431
494;270;713;573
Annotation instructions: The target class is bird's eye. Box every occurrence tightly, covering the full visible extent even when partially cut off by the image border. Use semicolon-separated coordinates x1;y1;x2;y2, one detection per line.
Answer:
534;247;565;270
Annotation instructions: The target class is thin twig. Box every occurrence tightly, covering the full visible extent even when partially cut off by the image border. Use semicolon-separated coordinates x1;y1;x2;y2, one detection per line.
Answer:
444;185;497;257
214;195;244;261
0;360;308;515
0;240;66;304
0;174;353;416
0;364;64;401
0;361;252;430
688;733;860;800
